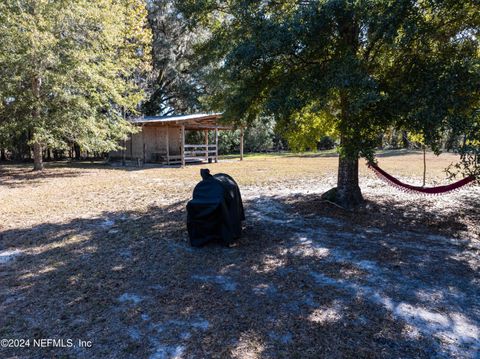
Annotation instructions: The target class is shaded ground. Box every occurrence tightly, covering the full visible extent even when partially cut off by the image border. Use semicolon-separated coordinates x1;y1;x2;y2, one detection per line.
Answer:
0;151;479;358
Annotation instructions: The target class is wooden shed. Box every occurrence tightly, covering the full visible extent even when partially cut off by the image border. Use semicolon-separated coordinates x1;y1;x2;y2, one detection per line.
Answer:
110;113;243;166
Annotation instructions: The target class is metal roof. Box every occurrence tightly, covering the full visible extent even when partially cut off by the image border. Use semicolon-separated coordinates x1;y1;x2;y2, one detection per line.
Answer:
131;113;222;124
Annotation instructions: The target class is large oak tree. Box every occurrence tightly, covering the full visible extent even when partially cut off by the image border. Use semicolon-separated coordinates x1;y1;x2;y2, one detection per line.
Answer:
144;1;201;116
177;0;479;208
0;0;151;170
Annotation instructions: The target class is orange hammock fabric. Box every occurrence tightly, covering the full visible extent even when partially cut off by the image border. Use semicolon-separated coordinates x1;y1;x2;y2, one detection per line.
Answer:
367;162;476;195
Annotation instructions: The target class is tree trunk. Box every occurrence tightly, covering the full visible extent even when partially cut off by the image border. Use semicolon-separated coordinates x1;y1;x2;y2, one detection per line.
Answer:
333;87;363;209
391;128;398;148
33;142;43;171
74;143;81;160
335;154;363;209
31;75;43;171
422;145;426;187
0;149;6;161
329;16;363;209
402;131;410;149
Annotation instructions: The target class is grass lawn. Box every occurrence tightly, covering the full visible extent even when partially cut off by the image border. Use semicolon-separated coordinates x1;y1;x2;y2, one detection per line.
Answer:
0;150;478;358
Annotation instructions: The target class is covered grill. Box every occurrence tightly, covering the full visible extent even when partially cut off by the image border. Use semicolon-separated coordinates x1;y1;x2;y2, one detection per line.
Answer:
187;169;245;247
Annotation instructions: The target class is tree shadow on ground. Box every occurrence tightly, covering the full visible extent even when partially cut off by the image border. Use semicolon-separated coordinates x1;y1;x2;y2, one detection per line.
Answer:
0;161;166;189
375;149;424;158
281;191;479;241
0;161;209;180
0;167;84;188
0;194;478;358
271;149;426;159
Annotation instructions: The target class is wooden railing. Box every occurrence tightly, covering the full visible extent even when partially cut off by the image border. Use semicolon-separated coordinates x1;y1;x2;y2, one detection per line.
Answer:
184;144;217;157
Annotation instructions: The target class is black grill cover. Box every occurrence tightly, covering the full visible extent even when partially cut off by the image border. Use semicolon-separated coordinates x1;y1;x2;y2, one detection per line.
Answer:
187;169;245;246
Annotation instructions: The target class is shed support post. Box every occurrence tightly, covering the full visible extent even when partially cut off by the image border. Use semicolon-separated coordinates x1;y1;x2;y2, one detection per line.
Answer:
240;127;244;161
215;126;218;163
181;125;185;167
204;130;209;162
122;138;126;166
166;126;170;165
130;133;133;159
142;124;146;165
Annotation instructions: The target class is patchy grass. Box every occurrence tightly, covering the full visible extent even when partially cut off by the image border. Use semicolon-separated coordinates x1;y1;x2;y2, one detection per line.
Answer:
0;150;479;358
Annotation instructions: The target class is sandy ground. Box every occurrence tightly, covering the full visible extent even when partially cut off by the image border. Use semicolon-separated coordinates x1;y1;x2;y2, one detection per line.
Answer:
0;150;478;358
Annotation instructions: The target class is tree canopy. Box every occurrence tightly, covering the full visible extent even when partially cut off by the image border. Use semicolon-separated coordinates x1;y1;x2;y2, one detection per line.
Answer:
177;0;479;207
0;0;151;170
143;1;202;116
0;0;478;204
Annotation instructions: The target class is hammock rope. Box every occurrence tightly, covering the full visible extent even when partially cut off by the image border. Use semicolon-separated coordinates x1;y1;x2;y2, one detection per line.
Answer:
367;162;476;195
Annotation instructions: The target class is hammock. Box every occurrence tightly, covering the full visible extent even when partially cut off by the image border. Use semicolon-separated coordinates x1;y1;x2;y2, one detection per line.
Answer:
367;162;476;195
